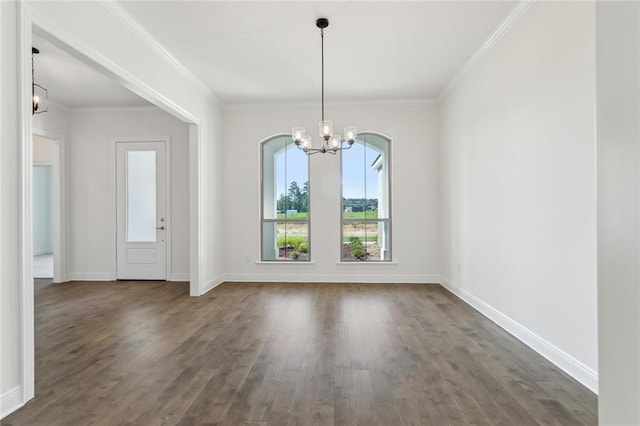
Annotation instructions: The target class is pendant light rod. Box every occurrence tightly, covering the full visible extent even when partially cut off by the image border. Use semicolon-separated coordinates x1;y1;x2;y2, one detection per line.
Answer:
291;17;357;155
31;46;48;115
320;22;325;123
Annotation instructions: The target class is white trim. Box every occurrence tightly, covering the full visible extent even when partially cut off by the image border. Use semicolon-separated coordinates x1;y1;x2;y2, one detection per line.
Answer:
224;273;440;284
437;0;535;102
439;276;598;394
0;386;24;419
255;261;317;267
65;272;116;281
224;98;437;112
200;274;224;295
164;139;172;281
188;124;201;296
169;272;190;282
70;105;160;113
100;0;221;106
336;261;398;268
19;4;36;404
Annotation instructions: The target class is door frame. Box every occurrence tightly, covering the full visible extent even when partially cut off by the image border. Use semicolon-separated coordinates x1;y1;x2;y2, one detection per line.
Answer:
32;130;65;284
111;137;172;281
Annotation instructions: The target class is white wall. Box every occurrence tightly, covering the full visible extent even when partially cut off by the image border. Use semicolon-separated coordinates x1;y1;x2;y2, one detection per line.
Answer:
66;108;190;280
222;102;440;282
33;103;71;139
33;135;55;164
438;2;598;391
596;2;640;423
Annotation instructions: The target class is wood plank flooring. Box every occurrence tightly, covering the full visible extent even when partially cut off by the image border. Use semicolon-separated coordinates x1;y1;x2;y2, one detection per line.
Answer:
4;281;597;425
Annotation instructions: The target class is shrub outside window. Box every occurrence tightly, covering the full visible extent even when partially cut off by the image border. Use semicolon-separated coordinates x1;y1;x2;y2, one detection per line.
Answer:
341;133;391;262
261;135;310;261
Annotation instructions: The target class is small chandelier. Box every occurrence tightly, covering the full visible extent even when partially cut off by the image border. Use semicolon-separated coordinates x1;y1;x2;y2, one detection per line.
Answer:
32;47;48;115
292;18;357;155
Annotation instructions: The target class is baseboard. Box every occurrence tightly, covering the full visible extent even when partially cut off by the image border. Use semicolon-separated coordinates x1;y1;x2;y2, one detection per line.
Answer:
66;272;190;282
65;272;116;281
223;273;441;284
169;273;190;282
1;386;23;419
439;276;598;394
199;274;224;295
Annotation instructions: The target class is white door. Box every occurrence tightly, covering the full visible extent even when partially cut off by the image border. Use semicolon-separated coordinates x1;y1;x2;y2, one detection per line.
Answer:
116;141;167;280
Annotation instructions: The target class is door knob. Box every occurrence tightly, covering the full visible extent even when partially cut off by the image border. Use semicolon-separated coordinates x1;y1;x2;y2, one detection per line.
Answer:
155;226;165;230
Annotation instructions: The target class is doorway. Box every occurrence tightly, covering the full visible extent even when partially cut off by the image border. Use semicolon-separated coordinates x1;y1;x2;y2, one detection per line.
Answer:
32;164;52;278
32;133;63;284
115;139;171;280
19;13;203;407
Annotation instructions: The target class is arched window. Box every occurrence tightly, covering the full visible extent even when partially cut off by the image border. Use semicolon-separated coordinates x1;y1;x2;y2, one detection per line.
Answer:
261;135;310;261
341;133;391;261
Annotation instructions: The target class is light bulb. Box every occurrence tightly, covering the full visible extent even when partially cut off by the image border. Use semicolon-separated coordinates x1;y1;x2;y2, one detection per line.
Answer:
319;120;333;138
302;135;312;150
329;135;341;150
292;127;305;142
344;126;357;142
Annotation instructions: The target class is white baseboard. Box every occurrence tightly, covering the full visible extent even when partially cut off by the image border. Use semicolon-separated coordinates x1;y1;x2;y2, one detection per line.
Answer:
223;273;441;284
199;274;224;295
65;272;116;281
1;386;23;419
439;276;598;394
169;273;190;282
65;272;190;282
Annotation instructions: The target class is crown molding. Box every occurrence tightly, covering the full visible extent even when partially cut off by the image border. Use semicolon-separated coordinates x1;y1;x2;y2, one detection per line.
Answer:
101;0;222;107
223;97;438;112
437;0;535;102
70;105;162;113
46;101;159;113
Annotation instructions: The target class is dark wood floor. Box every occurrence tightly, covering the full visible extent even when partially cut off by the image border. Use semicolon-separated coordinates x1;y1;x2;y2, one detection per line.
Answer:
4;281;597;425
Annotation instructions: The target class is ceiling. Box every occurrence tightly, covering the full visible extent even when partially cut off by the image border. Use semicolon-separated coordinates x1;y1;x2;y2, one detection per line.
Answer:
32;34;151;109
33;1;517;108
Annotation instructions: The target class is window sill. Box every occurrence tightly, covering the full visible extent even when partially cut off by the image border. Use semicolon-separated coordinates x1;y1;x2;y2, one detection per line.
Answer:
336;261;398;268
255;261;316;266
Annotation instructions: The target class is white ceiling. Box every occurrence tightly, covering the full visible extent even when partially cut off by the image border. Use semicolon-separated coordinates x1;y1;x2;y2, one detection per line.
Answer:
32;34;151;109
119;1;516;104
33;1;517;108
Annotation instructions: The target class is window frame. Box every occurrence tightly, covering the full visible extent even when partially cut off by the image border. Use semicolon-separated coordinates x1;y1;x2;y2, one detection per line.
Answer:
339;132;392;262
259;134;311;262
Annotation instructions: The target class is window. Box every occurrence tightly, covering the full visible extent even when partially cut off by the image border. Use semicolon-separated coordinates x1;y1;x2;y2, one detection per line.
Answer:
341;133;391;261
261;135;310;261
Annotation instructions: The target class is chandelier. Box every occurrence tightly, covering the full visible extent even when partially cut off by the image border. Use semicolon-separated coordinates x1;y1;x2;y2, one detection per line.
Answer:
292;18;357;155
32;47;48;115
